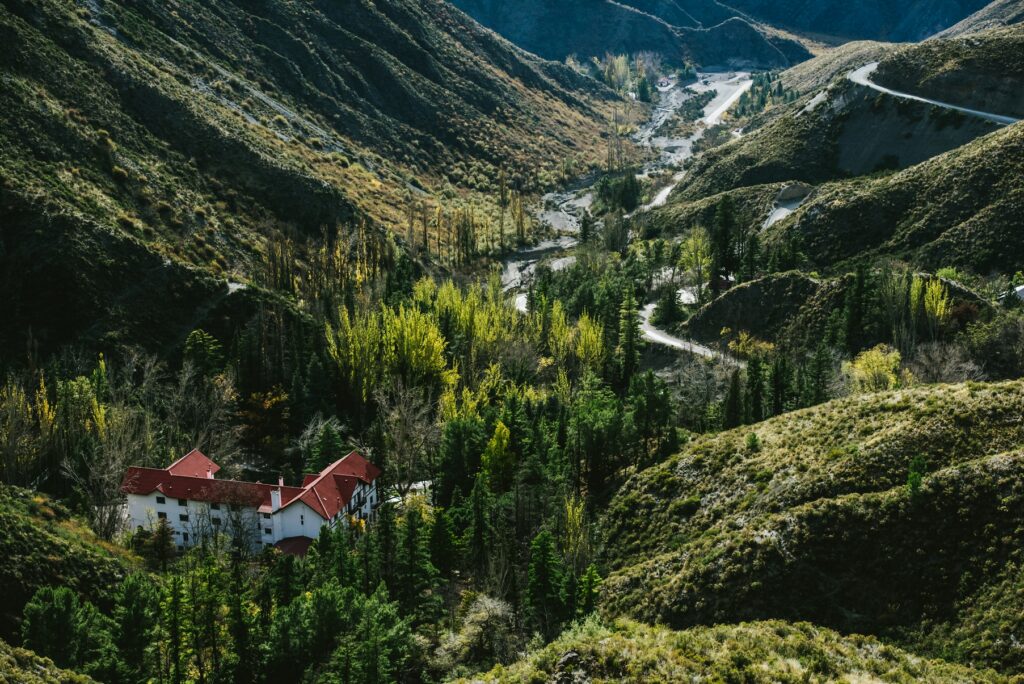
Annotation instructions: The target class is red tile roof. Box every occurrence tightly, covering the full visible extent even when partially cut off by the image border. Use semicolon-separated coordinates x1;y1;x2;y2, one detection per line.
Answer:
121;450;379;520
280;451;381;519
274;536;314;556
166;449;220;478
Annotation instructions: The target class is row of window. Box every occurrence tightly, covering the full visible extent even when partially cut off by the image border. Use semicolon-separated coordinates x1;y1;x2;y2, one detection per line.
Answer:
157;512;222;526
154;495;240;511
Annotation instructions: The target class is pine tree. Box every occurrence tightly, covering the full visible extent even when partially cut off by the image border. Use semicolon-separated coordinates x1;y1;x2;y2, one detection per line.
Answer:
228;556;257;683
526;530;566;640
164;575;184;684
808;343;832;405
723;368;743;428
115;572;159;680
397;505;440;625
466;473;493;577
429;507;457;579
746;356;765;423
770;355;792;416
576;564;602;617
615;290;641;387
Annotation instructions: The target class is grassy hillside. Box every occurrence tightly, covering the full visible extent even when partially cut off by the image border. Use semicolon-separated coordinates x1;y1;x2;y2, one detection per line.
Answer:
765;122;1024;274
600;380;1024;674
458;617;1005;682
0;639;96;684
0;0;617;358
450;0;811;67
0;485;137;641
937;0;1024;36
874;24;1024;117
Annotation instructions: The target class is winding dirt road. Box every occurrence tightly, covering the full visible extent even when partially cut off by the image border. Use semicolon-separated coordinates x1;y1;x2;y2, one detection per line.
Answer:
848;63;1020;126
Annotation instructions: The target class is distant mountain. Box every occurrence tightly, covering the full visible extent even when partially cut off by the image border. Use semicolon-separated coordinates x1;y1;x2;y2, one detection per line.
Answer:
0;0;614;357
449;0;811;68
937;0;1024;36
728;0;991;41
451;0;990;67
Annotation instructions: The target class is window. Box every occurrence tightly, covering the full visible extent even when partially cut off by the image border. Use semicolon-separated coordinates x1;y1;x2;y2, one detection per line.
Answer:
264;528;272;536
300;514;305;525
212;517;221;526
156;496;165;504
229;504;240;511
179;514;189;522
178;499;187;506
157;512;167;520
182;533;189;543
262;513;271;520
210;503;220;511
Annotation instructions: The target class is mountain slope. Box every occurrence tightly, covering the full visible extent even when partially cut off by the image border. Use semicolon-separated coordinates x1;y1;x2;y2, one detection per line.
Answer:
937;0;1024;36
450;0;811;67
874;24;1024;118
600;380;1024;675
458;618;1006;682
671;75;1000;201
729;0;990;41
765;121;1024;273
0;0;615;358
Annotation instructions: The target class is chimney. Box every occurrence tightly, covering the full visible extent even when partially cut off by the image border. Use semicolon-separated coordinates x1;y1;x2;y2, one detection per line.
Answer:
278;474;284;487
271;488;281;512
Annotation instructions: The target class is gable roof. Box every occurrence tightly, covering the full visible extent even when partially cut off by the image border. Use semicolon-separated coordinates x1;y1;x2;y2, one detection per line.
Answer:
121;450;380;520
166;449;220;478
281;451;381;519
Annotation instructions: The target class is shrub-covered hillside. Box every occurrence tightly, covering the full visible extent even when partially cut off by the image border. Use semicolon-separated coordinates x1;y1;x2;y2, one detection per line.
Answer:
0;639;96;684
0;485;137;641
766;121;1024;273
601;380;1024;675
874;24;1024;118
458;618;1006;683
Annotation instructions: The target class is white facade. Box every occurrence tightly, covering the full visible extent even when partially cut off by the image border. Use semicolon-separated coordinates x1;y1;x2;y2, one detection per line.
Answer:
126;478;378;552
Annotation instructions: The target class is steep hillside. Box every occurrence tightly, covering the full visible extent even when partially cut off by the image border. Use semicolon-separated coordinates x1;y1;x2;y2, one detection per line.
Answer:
0;639;96;684
937;0;1024;36
729;0;990;41
601;380;1024;675
779;40;895;93
672;76;999;201
0;484;137;641
874;24;1024;118
0;0;615;357
458;618;1006;682
450;0;811;67
765;122;1024;274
